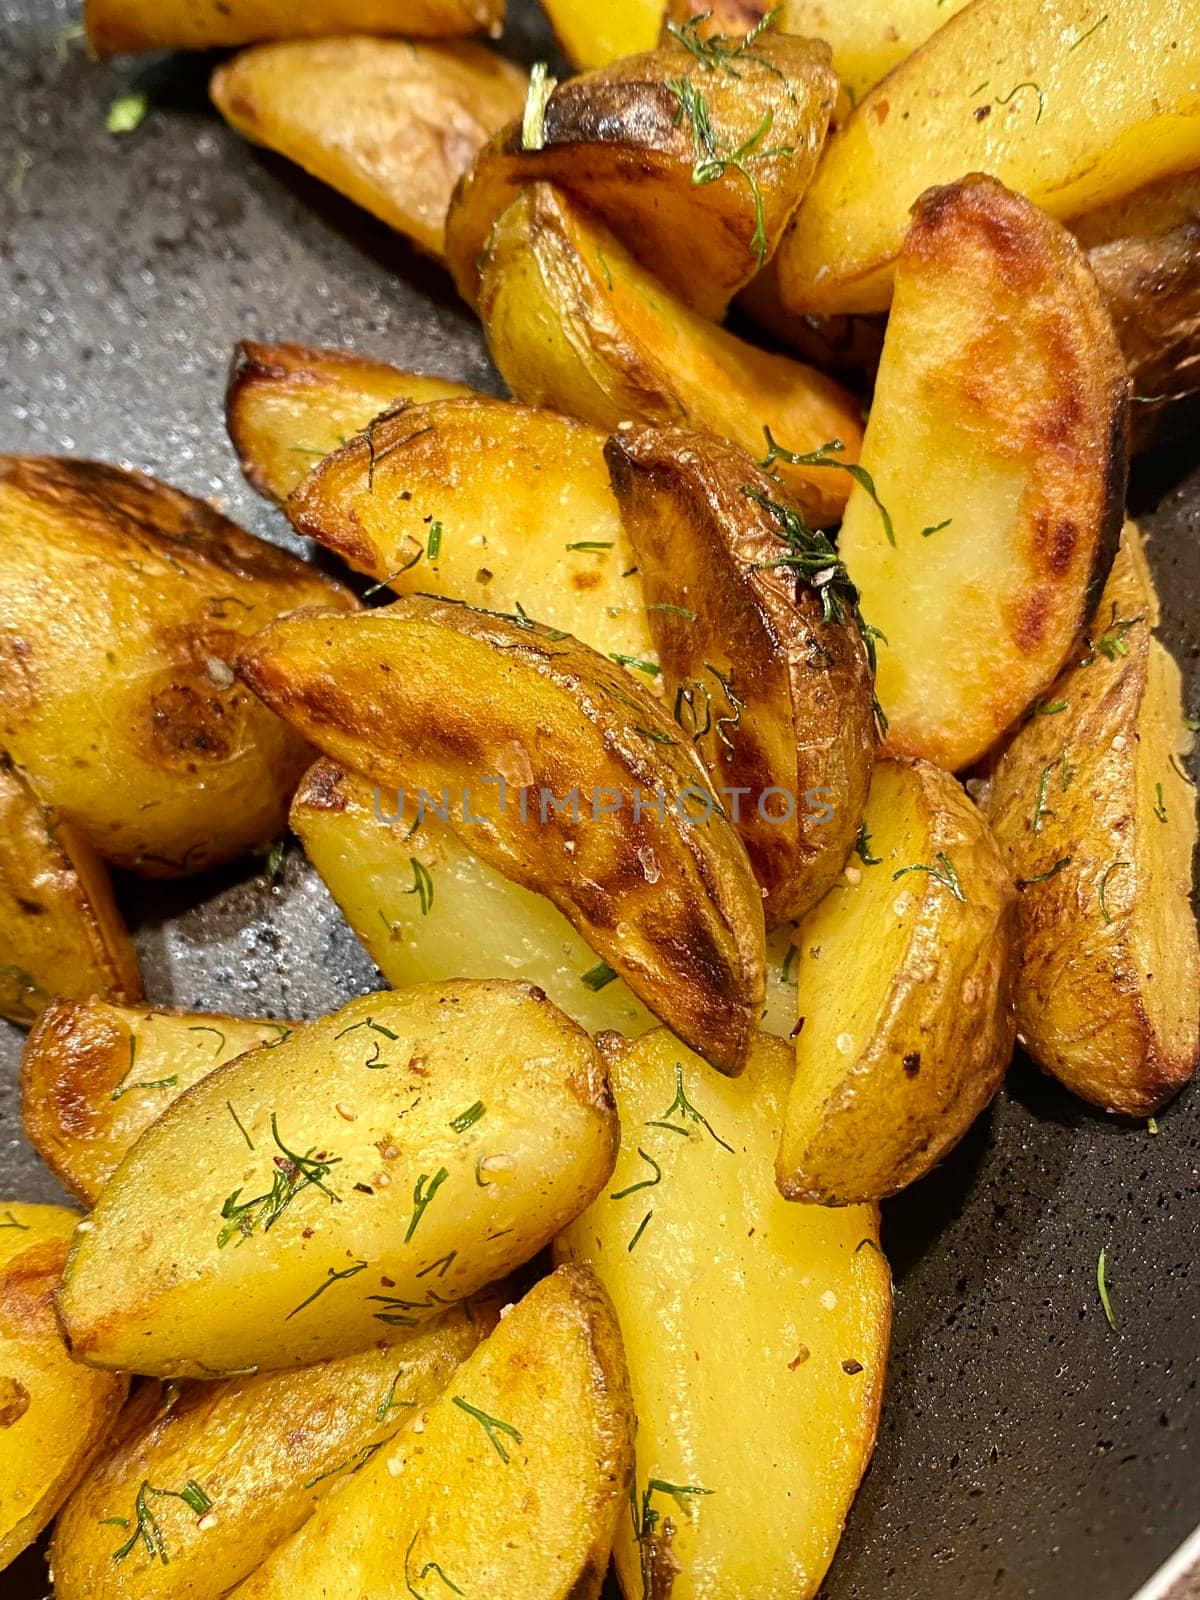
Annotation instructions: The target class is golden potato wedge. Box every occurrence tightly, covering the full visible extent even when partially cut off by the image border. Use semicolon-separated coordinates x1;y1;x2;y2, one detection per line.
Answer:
210;39;528;261
286;397;657;667
58;981;617;1377
0;756;141;1026
226;341;475;505
0;1203;128;1569
227;1265;633;1600
778;0;1200;314
51;1300;490;1600
446;30;837;318
836;177;1128;772
557;1029;891;1600
238;598;766;1073
478;183;864;527
541;0;660;69
987;527;1200;1116
0;456;356;877
87;0;503;54
22;1001;296;1205
779;759;1017;1204
605;427;875;924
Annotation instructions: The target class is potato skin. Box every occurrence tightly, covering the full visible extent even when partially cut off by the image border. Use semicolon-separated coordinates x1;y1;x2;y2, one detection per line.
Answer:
987;527;1200;1115
211;39;527;260
606;426;874;924
0;1204;128;1569
86;0;503;54
0;456;356;876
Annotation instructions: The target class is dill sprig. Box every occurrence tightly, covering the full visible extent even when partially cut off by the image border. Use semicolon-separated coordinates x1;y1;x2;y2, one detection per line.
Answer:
109;1479;213;1565
631;1478;714;1598
217;1115;341;1248
761;429;896;546
892;852;965;902
610;1148;664;1201
646;1064;733;1152
451;1395;523;1463
666;6;782;75
406;1168;450;1244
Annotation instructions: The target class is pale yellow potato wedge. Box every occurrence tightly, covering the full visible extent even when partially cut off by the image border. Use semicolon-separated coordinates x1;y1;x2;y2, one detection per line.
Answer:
541;0;660;69
226;341;474;505
837;177;1128;771
286;397;657;668
557;1029;892;1600
87;0;503;54
210;38;528;260
22;1001;295;1205
987;526;1200;1115
51;1301;491;1600
57;982;617;1377
478;183;864;528
227;1266;633;1600
778;0;1200;314
0;1204;128;1569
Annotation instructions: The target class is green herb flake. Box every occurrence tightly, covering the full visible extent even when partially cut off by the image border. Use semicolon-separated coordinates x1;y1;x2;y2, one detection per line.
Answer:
582;960;618;991
1069;12;1108;50
264;837;287;885
761;430;896;546
450;1101;486;1134
632;1478;714;1594
377;1368;416;1422
1033;699;1069;716
780;941;798;985
405;1168;450;1244
401;858;434;916
892;852;964;902
648;602;697;620
0;1211;30;1230
1153;783;1167;823
106;90;149;136
627;1210;654;1252
226;1101;255;1151
405;1531;464;1599
567;540;614;552
1096;1246;1118;1330
1032;761;1058;833
521;61;557;151
854;822;881;866
451;1395;523;1463
646;1064;734;1151
920;518;952;538
610;652;662;677
111;1479;213;1565
286;1259;368;1321
217;1115;341;1248
1147;1116;1159;1136
1017;855;1072;888
994;80;1046;122
188;1025;228;1058
610;1148;663;1201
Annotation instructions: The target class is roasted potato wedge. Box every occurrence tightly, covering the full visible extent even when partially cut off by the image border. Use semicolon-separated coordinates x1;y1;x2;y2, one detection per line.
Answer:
0;756;141;1026
987;526;1200;1116
58;982;617;1376
478;183;864;527
738;258;885;382
210;39;528;260
0;1203;127;1569
226;341;474;505
51;1300;491;1600
557;1029;891;1600
238;597;766;1073
22;1001;295;1205
606;427;874;923
540;0;660;69
227;1265;633;1600
87;0;503;54
778;0;1200;314
837;177;1128;772
286;397;657;667
0;456;355;876
446;32;837;318
779;759;1017;1204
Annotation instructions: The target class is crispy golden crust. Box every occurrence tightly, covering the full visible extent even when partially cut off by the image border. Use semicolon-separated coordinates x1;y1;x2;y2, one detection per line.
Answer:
87;0;503;55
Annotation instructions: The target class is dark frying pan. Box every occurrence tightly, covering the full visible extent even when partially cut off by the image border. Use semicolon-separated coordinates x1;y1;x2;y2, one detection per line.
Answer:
1;3;1198;1596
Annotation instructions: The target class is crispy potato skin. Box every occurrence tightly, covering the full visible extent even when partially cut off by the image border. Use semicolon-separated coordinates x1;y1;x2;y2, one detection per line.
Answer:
286;397;658;667
226;1266;633;1600
210;39;528;260
0;757;141;1025
0;456;356;876
557;1029;891;1600
478;183;863;527
57;982;618;1376
606;427;874;923
226;341;474;505
22;1001;295;1205
838;177;1128;772
0;1204;127;1569
778;0;1200;314
88;0;503;52
446;34;837;317
51;1301;491;1600
779;760;1018;1204
987;528;1200;1115
238;598;767;1074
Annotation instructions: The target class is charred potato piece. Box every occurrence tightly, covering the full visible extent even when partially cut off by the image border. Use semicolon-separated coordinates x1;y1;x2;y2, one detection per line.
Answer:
838;177;1128;772
557;1029;891;1600
446;32;837;318
778;0;1200;314
0;456;356;876
22;1001;295;1205
238;597;766;1073
57;981;617;1377
0;757;141;1026
606;427;874;924
540;0;660;69
226;341;474;505
51;1301;491;1600
227;1266;633;1600
779;759;1018;1204
987;526;1200;1116
87;0;504;54
287;397;657;667
0;1204;127;1569
210;39;528;260
478;183;864;527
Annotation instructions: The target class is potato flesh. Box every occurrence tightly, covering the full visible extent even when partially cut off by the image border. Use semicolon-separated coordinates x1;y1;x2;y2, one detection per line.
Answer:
87;0;503;53
779;0;1200;314
542;0;660;69
57;982;617;1376
556;1029;891;1600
